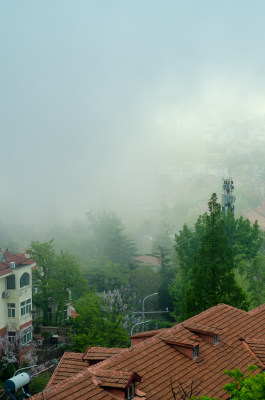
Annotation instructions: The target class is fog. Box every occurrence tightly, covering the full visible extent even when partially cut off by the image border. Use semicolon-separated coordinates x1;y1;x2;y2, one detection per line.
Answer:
1;1;265;246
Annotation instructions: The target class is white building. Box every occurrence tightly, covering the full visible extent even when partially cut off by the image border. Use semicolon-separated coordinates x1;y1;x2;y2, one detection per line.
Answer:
0;250;35;353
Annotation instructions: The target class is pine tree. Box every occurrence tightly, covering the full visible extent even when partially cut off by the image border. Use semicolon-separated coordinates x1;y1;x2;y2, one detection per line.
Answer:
182;194;248;319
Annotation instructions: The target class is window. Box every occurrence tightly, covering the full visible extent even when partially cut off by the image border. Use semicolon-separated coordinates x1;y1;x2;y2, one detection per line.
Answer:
6;275;15;289
213;334;219;345
193;345;199;359
126;383;135;400
48;307;52;321
20;299;31;316
21;327;32;345
7;303;16;318
64;307;68;320
8;331;16;343
20;273;30;288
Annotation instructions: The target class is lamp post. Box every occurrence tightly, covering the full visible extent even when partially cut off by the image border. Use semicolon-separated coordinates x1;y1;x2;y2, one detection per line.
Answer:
142;292;158;330
130;320;151;346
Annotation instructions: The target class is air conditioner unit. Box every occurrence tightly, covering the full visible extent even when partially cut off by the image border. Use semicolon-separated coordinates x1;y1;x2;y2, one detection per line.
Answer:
2;291;9;298
9;262;16;269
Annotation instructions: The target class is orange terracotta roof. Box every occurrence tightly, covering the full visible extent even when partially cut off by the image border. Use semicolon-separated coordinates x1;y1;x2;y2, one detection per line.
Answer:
31;303;265;400
47;352;88;387
92;369;141;389
33;369;113;400
3;251;35;266
130;328;168;338
183;322;221;335
82;346;124;361
243;337;265;366
0;251;35;276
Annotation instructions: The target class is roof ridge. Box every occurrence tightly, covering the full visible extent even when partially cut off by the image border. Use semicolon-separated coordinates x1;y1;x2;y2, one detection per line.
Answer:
45;366;93;392
182;303;247;324
248;303;265;314
89;333;169;372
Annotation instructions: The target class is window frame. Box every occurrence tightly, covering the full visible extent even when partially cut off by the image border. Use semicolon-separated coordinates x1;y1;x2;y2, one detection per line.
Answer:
20;272;30;288
21;326;32;345
20;298;32;317
213;334;219;345
6;275;15;290
7;331;16;343
193;345;199;359
126;383;135;400
7;303;16;318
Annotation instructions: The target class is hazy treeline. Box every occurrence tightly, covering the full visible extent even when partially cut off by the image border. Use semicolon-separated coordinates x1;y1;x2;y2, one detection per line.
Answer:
18;189;265;353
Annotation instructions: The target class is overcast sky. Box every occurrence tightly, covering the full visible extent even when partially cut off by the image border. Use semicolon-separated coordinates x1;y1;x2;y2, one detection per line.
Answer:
1;1;265;225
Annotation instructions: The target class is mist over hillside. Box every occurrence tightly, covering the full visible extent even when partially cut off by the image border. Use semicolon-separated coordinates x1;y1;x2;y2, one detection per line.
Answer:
1;1;265;250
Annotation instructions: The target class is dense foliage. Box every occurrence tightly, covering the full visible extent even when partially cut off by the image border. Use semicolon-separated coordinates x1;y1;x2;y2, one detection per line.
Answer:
170;193;263;320
191;365;265;400
182;194;248;319
29;240;86;326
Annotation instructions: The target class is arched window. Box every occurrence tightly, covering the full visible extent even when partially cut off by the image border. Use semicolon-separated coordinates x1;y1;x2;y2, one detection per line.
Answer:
20;273;30;288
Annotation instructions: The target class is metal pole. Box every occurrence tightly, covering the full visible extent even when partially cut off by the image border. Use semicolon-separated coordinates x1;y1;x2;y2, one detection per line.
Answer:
130;320;151;347
142;292;158;330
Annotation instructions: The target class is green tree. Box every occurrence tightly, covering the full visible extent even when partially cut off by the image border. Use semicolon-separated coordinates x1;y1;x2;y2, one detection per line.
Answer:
71;291;129;351
170;215;209;320
84;255;128;292
29;241;85;326
129;267;160;306
182;194;248;319
245;252;265;308
86;211;137;267
192;365;265;400
171;194;262;320
154;246;175;314
29;240;56;325
49;250;86;325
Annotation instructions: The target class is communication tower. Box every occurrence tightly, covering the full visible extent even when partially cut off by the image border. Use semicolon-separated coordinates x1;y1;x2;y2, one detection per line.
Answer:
222;177;235;214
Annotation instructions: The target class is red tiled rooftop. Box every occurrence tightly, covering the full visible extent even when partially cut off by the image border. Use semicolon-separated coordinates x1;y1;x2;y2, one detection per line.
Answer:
82;346;125;361
130;328;168;339
0;251;35;276
31;302;265;400
47;353;89;388
92;369;141;389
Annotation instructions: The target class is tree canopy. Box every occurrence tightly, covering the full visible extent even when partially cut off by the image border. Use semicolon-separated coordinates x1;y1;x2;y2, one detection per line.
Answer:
192;365;265;400
170;194;262;320
29;240;85;326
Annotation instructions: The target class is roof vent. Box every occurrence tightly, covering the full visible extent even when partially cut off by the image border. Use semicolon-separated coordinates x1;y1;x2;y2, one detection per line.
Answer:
9;262;16;269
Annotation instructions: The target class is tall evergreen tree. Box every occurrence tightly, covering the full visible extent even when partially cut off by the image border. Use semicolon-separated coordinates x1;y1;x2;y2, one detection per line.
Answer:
171;194;263;321
182;194;248;319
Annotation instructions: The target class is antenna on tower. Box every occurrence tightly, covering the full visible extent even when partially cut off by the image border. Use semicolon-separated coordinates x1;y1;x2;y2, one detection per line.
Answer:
222;177;235;214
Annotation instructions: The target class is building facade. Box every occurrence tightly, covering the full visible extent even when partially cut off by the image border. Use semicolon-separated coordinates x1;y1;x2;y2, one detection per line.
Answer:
0;250;35;353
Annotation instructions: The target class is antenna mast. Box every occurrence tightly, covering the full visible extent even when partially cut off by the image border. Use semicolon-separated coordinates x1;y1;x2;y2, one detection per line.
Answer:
222;177;235;214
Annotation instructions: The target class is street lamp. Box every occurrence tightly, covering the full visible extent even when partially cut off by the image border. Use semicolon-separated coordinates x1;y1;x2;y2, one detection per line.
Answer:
130;320;151;346
142;292;158;329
